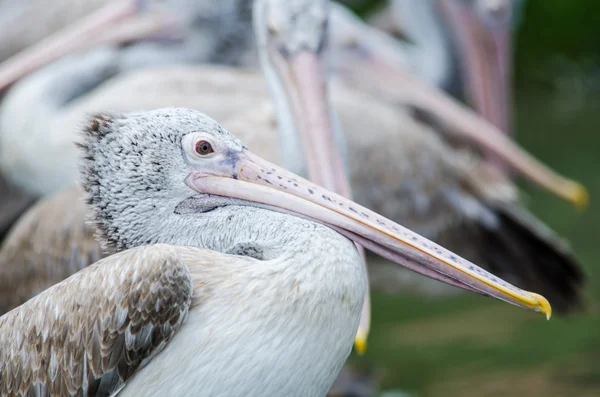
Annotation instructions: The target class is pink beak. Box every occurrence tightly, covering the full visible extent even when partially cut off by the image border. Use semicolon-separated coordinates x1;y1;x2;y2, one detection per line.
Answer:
0;0;179;92
187;147;552;319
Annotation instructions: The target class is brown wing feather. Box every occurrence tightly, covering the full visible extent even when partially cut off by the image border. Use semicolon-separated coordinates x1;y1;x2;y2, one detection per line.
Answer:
0;244;193;397
0;185;107;314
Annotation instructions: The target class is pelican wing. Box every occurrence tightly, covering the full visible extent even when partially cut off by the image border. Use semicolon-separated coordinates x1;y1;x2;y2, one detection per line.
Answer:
0;244;193;396
0;185;106;315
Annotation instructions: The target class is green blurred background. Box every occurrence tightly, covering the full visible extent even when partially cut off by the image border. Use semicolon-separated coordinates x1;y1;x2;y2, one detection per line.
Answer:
346;1;600;396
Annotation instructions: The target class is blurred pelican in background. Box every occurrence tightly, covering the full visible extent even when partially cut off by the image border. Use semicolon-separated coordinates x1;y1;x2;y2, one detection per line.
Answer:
0;0;584;201
0;0;584;320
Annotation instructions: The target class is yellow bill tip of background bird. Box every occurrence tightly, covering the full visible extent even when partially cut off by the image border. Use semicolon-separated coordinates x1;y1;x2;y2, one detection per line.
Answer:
530;292;552;320
570;182;589;211
354;330;368;355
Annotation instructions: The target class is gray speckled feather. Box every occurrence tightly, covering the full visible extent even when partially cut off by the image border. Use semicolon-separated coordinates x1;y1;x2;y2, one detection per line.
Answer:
0;244;193;397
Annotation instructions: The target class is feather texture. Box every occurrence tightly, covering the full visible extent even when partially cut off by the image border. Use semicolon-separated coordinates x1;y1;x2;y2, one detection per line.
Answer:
0;244;193;397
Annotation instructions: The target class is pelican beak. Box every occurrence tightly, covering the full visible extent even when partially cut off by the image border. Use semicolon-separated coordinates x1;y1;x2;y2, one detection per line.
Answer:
188;149;552;319
269;46;350;196
0;0;179;92
436;0;515;173
332;33;588;209
437;0;512;134
268;46;371;353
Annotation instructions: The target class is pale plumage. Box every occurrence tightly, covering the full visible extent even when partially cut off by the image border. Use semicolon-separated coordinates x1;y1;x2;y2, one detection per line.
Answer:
0;239;364;397
0;107;551;396
2;108;361;396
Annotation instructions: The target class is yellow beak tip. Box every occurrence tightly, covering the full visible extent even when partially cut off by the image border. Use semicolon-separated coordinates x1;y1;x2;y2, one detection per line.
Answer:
530;292;552;320
570;182;589;211
354;332;368;355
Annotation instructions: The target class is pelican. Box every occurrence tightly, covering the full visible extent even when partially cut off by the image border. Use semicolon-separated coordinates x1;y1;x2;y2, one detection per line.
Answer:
0;0;519;120
0;3;582;392
0;107;551;397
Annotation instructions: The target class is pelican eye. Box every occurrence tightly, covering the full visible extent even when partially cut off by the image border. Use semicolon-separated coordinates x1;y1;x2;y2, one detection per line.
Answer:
195;140;214;156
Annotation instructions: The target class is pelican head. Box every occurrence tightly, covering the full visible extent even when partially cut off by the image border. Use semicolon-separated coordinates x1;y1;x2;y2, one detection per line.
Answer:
254;0;328;56
79;107;552;318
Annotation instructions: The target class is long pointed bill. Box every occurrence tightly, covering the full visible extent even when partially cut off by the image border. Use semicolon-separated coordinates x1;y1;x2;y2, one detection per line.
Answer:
0;0;179;92
274;49;371;353
188;149;552;319
274;51;350;196
333;46;588;210
436;0;512;172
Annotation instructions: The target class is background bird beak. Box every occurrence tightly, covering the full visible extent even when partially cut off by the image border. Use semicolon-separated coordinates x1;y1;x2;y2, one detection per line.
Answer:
436;0;513;173
273;49;371;353
188;148;552;319
0;0;178;92
333;43;588;210
270;48;351;197
437;0;512;135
